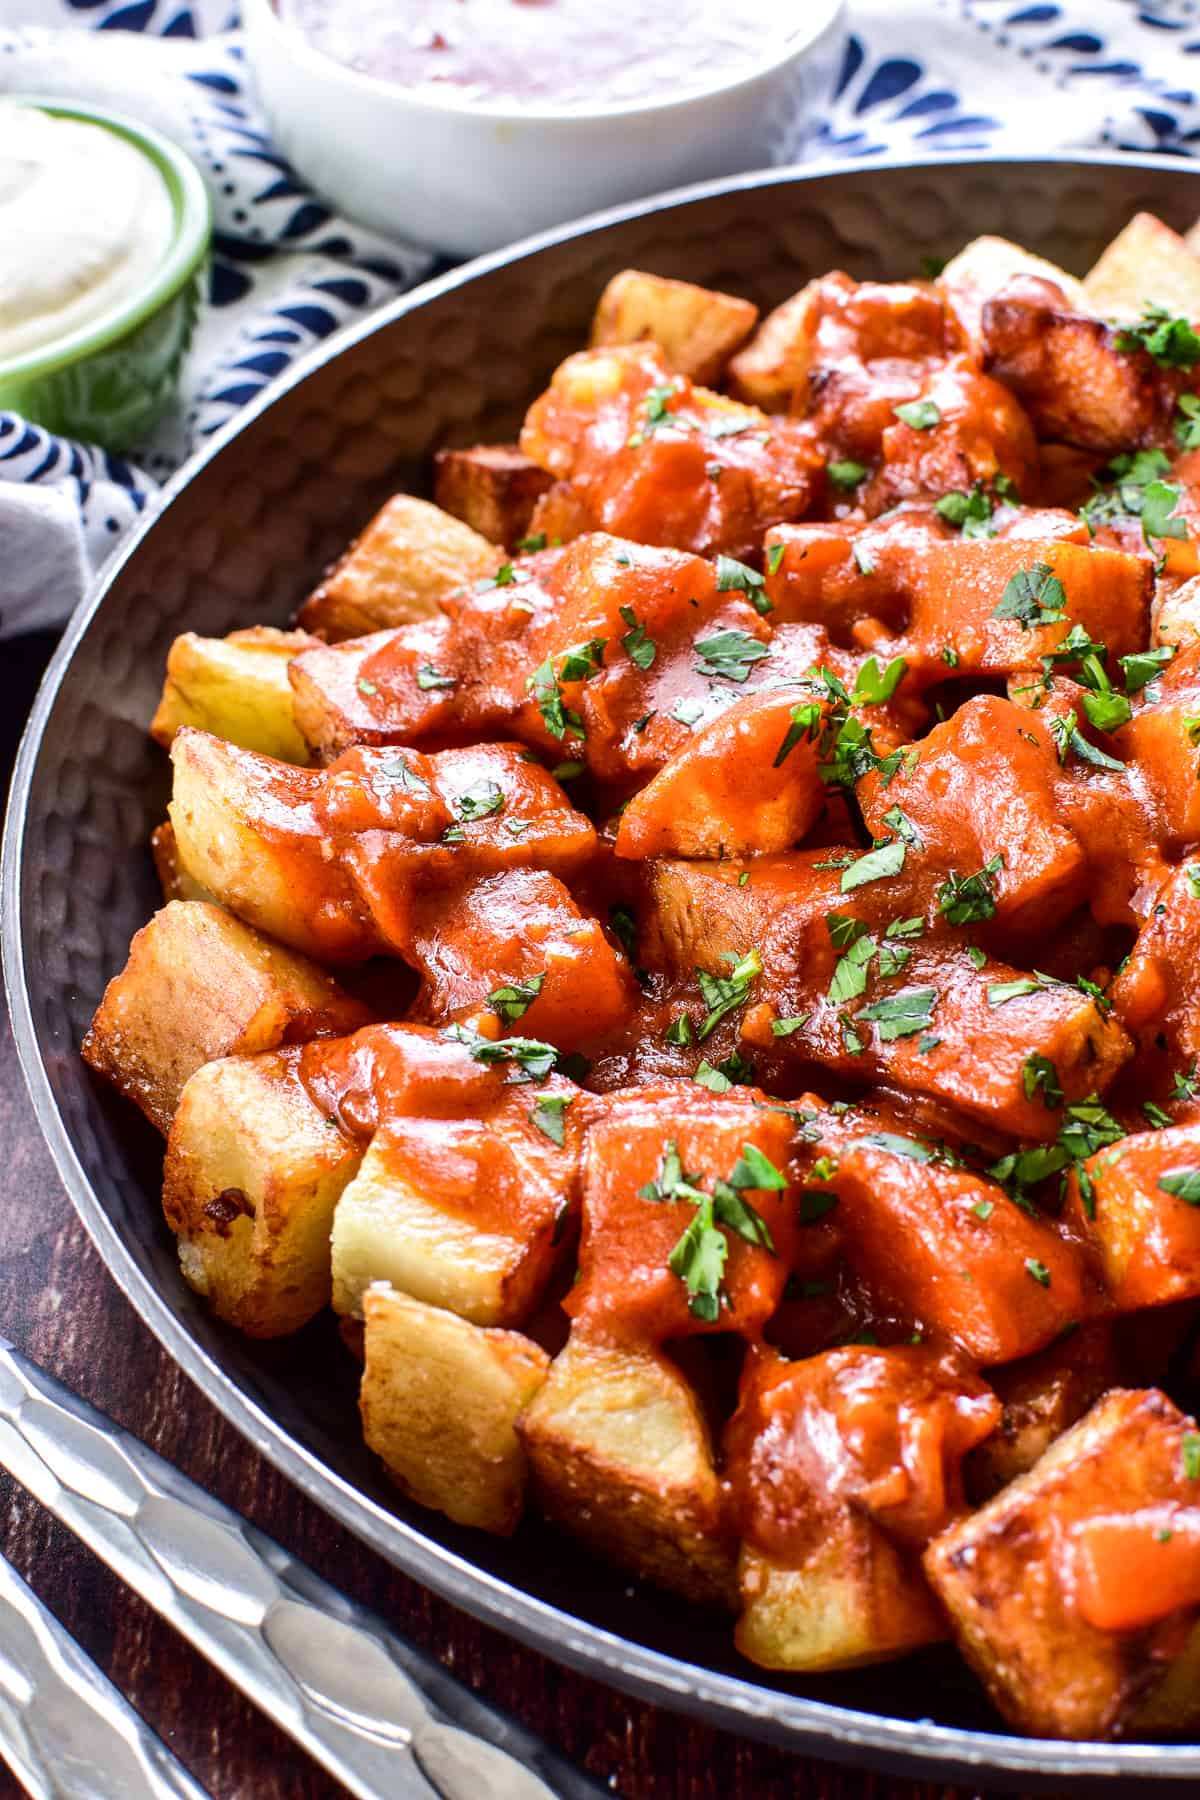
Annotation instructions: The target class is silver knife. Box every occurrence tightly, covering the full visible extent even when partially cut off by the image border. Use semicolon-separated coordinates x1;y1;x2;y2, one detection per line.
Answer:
0;1340;612;1800
0;1548;209;1799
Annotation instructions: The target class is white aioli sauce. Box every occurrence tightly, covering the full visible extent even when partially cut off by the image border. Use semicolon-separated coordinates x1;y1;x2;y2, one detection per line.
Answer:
0;103;174;363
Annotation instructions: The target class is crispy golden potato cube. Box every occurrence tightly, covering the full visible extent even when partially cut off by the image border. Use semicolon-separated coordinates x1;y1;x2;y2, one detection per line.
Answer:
925;1388;1200;1739
297;495;502;640
359;1284;548;1534
432;444;553;548
150;820;215;905
726;280;820;411
150;626;316;764
1153;572;1200;647
519;1333;736;1608
1083;212;1200;321
938;234;1086;350
589;269;758;385
331;1103;574;1327
163;1050;363;1336
737;1517;944;1674
82;900;370;1134
965;1323;1117;1500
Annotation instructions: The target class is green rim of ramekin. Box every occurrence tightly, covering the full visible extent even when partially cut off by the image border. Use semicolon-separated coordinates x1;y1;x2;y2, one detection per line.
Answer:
0;96;212;384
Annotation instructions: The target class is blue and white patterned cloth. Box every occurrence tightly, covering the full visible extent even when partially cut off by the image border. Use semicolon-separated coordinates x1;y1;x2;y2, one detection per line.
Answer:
4;0;1200;633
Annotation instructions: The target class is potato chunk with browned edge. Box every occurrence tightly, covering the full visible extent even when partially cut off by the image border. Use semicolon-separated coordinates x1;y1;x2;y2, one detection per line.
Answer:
590;269;758;385
82;900;369;1134
360;1284;548;1534
163;1048;363;1337
151;626;316;763
727;1346;998;1672
298;494;503;640
925;1388;1200;1739
432;444;553;548
520;1332;736;1607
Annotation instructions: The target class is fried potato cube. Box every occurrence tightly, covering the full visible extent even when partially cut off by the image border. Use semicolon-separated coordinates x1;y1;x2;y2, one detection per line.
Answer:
331;1090;579;1326
1115;644;1200;851
1063;1123;1200;1312
1152;571;1200;647
150;626;316;764
726;280;821;410
1083;212;1200;322
589;269;758;385
432;443;553;548
981;287;1174;454
813;1123;1092;1365
729;1347;997;1671
965;1323;1118;1500
924;1388;1200;1739
359;1284;549;1534
82;900;370;1134
519;1332;736;1607
614;685;825;860
150;820;215;904
938;234;1086;351
408;868;634;1048
163;1049;363;1336
298;495;502;640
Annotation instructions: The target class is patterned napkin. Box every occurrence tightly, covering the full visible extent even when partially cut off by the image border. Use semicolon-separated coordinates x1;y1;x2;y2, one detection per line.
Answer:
3;0;1200;635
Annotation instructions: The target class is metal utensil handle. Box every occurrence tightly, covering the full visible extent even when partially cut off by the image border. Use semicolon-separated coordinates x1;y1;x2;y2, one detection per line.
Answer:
0;1343;609;1800
0;1548;210;1800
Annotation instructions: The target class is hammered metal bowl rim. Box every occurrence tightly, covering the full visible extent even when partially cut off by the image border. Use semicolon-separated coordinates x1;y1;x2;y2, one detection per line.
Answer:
9;150;1200;1785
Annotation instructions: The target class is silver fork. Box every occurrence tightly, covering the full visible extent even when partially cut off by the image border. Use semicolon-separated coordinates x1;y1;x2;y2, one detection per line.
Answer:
0;1339;612;1800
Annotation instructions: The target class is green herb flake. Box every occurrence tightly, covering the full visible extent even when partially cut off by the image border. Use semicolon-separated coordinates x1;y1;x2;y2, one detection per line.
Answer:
1122;643;1176;693
488;972;544;1023
859;986;938;1041
1025;1257;1052;1288
416;664;456;691
938;854;1004;925
694;628;771;684
992;561;1068;630
853;1131;935;1162
1023;1052;1064;1109
667;1195;728;1322
696;947;763;1039
894;398;942;430
1141;479;1189;545
1159;1167;1200;1205
771;1014;810;1038
530;1092;573;1145
841;838;906;893
618;604;656;671
357;677;379;698
827;459;868;491
988;978;1042;1007
1115;304;1200;370
665;1014;694;1047
852;656;908;706
516;531;547;553
767;542;787;576
1183;1432;1200;1480
715;554;771;615
972;1198;994;1222
798;1190;839;1224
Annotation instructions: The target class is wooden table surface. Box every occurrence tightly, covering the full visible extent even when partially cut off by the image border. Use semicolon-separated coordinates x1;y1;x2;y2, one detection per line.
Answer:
0;634;1014;1800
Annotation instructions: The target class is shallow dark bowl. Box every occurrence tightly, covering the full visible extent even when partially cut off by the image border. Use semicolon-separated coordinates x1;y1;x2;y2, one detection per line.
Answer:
7;154;1200;1793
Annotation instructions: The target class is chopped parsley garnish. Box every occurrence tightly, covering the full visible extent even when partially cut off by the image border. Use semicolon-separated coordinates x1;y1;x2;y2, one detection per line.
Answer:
1122;643;1176;692
1183;1432;1200;1480
859;986;938;1041
988;978;1042;1007
476;561;517;591
488;973;544;1023
1143;1101;1173;1129
444;1022;559;1083
530;1093;573;1145
767;542;786;576
989;1095;1123;1199
1049;710;1126;773
893;398;941;430
516;531;547;553
1179;393;1200;450
618;605;656;670
551;760;585;781
935;478;1016;539
852;656;907;706
1025;1257;1052;1288
527;656;585;742
1141;480;1188;546
716;554;772;615
938;854;1004;925
665;1013;694;1047
1174;1061;1200;1102
852;543;876;575
852;1131;935;1162
650;1138;782;1319
882;805;922;849
559;637;607;682
1022;1053;1064;1109
378;755;431;793
1080;446;1173;535
1159;1167;1200;1205
672;696;706;727
667;1197;728;1320
357;677;379;697
608;905;639;964
694;628;771;683
696;948;762;1039
840;838;906;893
1115;304;1200;370
416;664;456;691
829;933;876;1004
773;700;823;768
992;562;1068;630
456;779;505;822
771;1014;810;1038
827;459;868;490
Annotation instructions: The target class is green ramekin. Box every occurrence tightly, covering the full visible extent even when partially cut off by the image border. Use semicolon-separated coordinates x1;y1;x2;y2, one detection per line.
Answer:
0;98;212;453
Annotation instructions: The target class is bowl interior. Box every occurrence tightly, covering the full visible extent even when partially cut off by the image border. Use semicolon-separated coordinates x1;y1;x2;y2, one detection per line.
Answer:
11;155;1200;1786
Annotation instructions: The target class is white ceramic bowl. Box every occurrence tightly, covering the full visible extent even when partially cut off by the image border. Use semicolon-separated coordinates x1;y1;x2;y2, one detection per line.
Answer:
242;0;845;257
